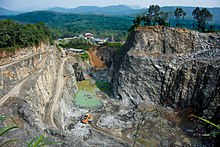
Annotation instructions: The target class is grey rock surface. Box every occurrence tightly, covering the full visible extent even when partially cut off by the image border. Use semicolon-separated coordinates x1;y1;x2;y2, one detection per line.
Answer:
112;27;220;118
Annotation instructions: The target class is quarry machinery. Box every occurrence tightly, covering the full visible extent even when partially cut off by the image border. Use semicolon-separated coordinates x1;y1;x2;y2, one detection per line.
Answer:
81;113;93;124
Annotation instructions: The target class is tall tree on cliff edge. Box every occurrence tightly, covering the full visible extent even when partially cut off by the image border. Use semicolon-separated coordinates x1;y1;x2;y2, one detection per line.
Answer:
174;7;186;27
147;5;160;26
129;5;170;32
192;7;213;32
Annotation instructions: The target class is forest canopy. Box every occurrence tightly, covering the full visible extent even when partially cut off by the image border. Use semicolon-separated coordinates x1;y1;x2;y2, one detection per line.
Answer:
0;20;50;52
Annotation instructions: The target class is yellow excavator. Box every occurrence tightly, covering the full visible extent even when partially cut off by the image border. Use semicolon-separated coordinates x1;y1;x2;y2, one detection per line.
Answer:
81;113;93;124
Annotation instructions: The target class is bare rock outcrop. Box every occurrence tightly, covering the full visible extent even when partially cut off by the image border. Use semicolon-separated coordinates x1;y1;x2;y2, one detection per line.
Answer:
112;27;220;118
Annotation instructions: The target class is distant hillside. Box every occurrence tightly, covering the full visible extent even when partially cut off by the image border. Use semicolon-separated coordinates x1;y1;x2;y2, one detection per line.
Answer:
1;11;133;41
1;6;219;41
47;5;220;25
1;5;219;25
159;6;220;25
47;5;136;15
0;7;22;15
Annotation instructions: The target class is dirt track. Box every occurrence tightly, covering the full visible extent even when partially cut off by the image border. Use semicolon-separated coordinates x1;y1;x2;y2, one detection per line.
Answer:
49;57;68;128
0;51;48;68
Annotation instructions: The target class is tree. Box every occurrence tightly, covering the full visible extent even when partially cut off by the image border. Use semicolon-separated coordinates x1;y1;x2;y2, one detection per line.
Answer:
158;11;169;26
182;11;186;26
208;25;215;32
174;7;186;27
129;4;169;30
192;7;213;32
128;15;142;32
0;20;50;50
147;5;160;25
192;7;200;30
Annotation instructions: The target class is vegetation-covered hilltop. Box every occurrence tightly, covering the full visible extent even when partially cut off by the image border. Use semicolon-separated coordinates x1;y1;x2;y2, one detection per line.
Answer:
0;5;219;42
0;20;50;52
1;11;132;42
130;5;217;33
0;5;219;53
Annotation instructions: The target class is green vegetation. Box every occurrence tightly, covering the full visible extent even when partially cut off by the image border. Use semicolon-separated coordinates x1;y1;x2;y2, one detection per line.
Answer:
80;52;89;61
144;5;169;26
129;5;169;32
1;7;219;43
4;11;131;42
27;134;62;147
95;80;111;94
104;42;124;55
0;115;61;146
189;114;220;137
192;7;213;32
0;115;19;146
189;114;220;130
129;5;215;33
0;20;50;52
105;42;123;48
174;7;186;27
59;38;91;51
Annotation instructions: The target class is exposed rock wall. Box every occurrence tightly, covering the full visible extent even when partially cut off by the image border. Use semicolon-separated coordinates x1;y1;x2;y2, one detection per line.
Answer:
72;63;85;81
0;43;51;97
96;45;118;68
18;50;57;129
0;45;87;146
0;53;46;97
0;42;49;63
112;27;220;117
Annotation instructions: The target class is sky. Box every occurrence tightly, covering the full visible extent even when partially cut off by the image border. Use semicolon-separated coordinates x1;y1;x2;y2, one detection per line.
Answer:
0;0;220;10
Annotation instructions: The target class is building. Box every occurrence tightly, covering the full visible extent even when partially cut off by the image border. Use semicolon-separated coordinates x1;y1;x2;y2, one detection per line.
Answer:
84;33;93;39
67;48;85;54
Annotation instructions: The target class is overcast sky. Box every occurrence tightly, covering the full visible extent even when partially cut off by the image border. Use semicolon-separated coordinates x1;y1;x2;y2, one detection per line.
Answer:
0;0;220;10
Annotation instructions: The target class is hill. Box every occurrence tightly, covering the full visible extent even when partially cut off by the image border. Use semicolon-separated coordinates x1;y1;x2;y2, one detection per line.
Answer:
0;7;22;15
47;5;135;15
1;6;219;41
47;5;220;25
1;11;133;41
160;6;220;25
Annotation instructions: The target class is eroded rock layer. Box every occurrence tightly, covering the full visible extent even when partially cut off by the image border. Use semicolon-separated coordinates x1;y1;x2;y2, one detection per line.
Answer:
112;27;220;118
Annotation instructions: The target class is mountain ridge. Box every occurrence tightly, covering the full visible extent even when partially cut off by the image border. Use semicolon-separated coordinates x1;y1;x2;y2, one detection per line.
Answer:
47;5;135;15
0;7;23;15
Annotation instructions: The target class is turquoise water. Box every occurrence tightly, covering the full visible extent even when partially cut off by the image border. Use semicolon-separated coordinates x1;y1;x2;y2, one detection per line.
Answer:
74;80;102;109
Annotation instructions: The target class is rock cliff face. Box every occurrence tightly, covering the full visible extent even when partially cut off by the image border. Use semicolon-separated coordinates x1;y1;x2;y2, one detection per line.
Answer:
96;44;118;68
112;27;220;118
0;44;86;146
72;63;85;81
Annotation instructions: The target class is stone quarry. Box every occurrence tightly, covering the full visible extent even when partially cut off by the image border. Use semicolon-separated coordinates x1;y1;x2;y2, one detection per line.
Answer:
0;27;219;146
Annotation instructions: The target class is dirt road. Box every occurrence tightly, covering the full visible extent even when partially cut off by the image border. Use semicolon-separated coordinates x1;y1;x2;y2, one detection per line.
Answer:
49;57;68;128
0;51;49;69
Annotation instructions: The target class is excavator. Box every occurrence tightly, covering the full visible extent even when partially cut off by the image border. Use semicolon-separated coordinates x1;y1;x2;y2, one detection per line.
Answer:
81;113;93;124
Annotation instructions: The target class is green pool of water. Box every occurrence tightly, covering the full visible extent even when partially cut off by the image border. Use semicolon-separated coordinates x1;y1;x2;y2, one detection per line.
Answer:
74;79;103;108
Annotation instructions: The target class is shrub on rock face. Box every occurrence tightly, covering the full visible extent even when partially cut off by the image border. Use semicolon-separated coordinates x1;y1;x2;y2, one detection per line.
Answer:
80;52;89;61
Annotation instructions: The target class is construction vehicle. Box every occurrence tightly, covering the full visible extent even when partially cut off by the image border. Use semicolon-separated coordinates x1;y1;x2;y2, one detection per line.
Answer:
81;113;93;124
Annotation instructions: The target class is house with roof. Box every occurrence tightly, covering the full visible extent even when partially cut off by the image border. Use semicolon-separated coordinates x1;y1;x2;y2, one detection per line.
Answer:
84;33;93;39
